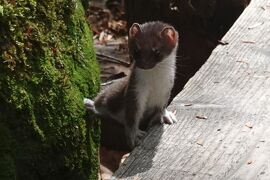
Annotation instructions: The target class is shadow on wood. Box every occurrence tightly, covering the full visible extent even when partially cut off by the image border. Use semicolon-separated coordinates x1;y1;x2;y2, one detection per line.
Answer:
114;125;164;178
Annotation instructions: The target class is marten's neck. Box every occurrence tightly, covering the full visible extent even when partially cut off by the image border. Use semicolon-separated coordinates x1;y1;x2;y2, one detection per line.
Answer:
130;46;177;117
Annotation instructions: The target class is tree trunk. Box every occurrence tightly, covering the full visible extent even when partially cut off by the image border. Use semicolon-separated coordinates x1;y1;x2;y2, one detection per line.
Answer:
0;1;100;180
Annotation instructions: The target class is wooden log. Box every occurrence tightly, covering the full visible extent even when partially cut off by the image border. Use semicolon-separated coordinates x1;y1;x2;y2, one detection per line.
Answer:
114;0;270;179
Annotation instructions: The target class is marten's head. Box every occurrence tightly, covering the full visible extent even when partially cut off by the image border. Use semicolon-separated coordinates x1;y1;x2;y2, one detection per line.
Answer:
128;21;179;69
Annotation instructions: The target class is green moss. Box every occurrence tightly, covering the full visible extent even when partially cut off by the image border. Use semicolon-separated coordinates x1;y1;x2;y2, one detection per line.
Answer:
0;125;16;180
0;0;100;179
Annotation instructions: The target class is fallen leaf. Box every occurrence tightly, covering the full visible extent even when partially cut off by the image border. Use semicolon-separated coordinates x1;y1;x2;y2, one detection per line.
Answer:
99;31;106;42
248;22;264;29
196;139;204;146
247;160;252;165
93;34;99;40
120;153;130;164
196;115;208;120
218;40;229;45
242;40;255;44
236;60;249;65
260;6;266;10
106;34;113;41
100;164;114;180
245;122;253;129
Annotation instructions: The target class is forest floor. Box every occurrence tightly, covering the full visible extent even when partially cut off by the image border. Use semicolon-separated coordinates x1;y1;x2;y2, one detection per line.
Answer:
87;0;130;82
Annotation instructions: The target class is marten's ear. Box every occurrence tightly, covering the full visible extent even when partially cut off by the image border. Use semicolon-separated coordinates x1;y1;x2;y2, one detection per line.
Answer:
129;23;141;38
161;26;178;47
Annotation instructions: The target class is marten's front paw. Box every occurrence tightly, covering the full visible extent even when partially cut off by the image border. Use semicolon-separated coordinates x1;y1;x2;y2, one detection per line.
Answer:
83;98;98;114
161;109;177;124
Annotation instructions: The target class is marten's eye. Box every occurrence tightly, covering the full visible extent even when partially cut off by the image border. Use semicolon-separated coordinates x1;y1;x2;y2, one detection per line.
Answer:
152;49;160;58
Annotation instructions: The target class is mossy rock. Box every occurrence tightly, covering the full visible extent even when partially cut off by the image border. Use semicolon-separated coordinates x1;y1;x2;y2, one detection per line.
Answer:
0;0;100;180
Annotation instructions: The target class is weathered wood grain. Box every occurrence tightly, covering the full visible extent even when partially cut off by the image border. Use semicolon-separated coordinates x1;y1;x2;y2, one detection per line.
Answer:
113;0;270;179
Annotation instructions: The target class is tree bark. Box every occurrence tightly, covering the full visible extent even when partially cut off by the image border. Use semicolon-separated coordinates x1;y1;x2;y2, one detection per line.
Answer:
0;1;100;180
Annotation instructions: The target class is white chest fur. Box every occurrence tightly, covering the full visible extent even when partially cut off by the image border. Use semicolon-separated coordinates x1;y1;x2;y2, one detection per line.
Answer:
134;51;176;121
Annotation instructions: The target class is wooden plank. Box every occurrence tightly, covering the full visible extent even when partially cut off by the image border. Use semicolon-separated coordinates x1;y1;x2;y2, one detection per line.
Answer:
113;0;270;179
